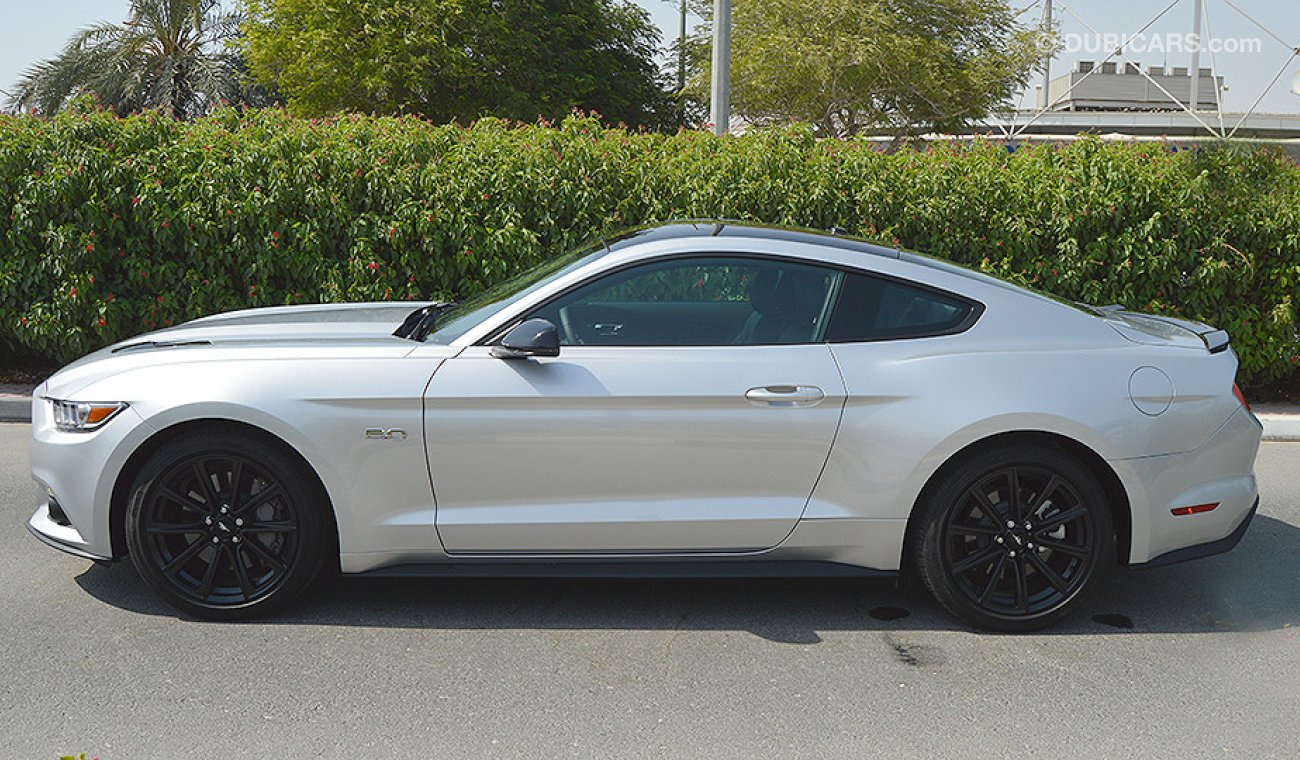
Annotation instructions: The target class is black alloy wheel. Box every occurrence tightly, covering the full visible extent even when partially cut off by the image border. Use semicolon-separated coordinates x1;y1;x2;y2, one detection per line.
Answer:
126;430;329;620
914;445;1115;631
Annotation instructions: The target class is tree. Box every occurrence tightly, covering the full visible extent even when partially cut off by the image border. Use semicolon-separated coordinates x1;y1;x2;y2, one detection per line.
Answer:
6;0;248;118
242;0;674;128
686;0;1046;136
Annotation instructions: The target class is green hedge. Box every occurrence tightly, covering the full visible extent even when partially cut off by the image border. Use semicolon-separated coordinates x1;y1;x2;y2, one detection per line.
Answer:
2;102;1298;387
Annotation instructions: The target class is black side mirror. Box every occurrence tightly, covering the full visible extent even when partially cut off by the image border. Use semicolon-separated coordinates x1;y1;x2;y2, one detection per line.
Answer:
491;318;561;359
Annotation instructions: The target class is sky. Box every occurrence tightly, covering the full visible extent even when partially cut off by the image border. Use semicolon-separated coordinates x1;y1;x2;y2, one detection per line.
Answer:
1;0;1296;116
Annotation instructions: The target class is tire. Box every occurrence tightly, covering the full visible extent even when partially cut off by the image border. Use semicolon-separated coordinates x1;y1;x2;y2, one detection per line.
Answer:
124;429;331;621
913;444;1115;632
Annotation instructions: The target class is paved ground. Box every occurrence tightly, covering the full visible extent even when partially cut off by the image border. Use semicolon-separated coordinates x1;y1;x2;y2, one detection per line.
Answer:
0;423;1297;759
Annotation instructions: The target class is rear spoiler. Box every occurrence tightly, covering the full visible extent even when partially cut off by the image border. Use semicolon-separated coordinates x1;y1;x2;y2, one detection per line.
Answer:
1201;330;1231;354
1133;314;1232;354
1088;305;1231;354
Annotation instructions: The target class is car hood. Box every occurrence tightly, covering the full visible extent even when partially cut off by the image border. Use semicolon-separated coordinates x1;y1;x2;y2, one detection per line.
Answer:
44;302;437;399
119;301;435;346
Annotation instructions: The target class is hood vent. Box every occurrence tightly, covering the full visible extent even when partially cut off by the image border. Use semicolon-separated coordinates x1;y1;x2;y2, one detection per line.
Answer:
111;339;212;354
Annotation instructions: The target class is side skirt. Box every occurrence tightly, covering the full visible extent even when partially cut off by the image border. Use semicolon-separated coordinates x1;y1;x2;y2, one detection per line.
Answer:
355;559;898;580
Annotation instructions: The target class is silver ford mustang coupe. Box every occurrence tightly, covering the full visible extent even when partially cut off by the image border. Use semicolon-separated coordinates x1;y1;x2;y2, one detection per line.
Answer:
28;222;1262;630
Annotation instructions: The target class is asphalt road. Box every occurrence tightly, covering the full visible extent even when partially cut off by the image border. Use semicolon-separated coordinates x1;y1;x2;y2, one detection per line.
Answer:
1;423;1297;759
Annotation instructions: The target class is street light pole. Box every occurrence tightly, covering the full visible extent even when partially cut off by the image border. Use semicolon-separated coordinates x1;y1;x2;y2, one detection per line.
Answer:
1189;0;1203;111
678;0;687;126
1040;0;1053;109
710;0;731;135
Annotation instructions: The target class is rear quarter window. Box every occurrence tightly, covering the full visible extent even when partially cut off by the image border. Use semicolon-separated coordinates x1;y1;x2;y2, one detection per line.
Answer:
825;272;980;342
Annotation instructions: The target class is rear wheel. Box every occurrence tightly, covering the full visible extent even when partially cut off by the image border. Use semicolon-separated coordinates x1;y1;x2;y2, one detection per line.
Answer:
914;444;1115;631
125;430;330;620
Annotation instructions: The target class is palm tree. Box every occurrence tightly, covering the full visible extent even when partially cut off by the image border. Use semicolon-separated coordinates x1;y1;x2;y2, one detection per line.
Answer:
7;0;245;118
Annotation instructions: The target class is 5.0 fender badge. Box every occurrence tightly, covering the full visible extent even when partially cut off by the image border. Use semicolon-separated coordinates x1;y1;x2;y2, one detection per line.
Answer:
364;428;408;441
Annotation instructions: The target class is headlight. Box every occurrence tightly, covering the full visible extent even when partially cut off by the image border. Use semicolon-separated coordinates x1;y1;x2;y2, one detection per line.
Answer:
47;399;128;432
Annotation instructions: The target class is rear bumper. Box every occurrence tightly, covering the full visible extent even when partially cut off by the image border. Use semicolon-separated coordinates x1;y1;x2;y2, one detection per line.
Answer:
1114;406;1262;564
1134;496;1258;568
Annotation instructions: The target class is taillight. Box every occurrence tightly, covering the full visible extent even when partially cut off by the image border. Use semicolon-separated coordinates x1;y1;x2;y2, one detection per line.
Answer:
1232;383;1251;413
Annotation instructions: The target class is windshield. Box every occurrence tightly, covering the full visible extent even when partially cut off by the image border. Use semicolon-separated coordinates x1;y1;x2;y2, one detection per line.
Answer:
425;241;609;344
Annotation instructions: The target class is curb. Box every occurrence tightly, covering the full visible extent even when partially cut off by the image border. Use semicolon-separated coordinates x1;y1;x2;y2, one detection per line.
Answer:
0;395;30;423
1;392;1297;439
1257;412;1300;442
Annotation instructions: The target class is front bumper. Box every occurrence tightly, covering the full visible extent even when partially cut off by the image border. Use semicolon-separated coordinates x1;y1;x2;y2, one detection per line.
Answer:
27;502;112;561
28;389;150;561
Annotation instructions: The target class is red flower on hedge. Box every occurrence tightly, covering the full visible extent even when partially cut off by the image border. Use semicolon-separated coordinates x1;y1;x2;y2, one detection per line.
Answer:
132;196;140;205
368;261;379;270
160;221;169;228
97;317;106;328
271;231;280;239
85;242;94;252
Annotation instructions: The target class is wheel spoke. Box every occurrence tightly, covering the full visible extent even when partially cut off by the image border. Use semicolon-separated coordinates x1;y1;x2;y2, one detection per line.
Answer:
242;538;289;574
1005;468;1023;522
1027;475;1061;518
196;545;222;598
1035;537;1090;559
146;522;207;535
1035;505;1088;533
946;523;1000;539
951;543;1000;575
1010;556;1029;611
978;555;1007;604
161;536;208;574
1027;552;1071;594
245;521;298;533
158;485;209;515
968;486;1002;523
226;458;244;512
231;545;254;598
232;484;283;518
193;460;222;510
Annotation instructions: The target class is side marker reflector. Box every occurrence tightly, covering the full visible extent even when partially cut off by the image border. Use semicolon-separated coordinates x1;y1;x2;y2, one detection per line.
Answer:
1171;503;1219;516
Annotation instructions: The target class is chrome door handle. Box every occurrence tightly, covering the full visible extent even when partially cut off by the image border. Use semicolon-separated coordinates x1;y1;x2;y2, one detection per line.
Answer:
745;385;825;407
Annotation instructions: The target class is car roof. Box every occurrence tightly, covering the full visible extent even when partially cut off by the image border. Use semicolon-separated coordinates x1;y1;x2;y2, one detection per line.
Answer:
604;221;902;261
604;221;1080;312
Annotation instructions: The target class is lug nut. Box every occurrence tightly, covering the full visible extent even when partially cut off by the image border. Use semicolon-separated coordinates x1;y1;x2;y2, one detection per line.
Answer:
204;516;213;525
220;506;229;514
995;536;1004;544
212;536;220;543
1008;550;1017;558
232;536;241;544
1006;520;1016;528
1027;543;1035;550
234;518;243;527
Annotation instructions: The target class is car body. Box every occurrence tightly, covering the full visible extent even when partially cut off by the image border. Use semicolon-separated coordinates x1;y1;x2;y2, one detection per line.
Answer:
28;222;1262;629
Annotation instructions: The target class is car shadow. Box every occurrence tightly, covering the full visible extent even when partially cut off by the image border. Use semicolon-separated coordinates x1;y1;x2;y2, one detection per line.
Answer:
74;514;1300;642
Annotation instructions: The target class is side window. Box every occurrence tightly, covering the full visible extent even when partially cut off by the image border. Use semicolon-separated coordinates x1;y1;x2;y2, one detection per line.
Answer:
825;272;977;342
527;257;842;346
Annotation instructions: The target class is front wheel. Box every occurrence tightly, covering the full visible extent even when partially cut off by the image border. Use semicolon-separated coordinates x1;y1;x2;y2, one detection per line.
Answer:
913;445;1115;632
125;430;330;620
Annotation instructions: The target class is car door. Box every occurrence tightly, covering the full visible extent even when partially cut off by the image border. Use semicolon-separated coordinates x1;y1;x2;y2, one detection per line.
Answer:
424;255;848;554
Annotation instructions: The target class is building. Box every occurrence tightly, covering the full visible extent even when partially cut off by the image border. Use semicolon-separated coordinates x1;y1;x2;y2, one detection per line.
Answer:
1044;60;1223;112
